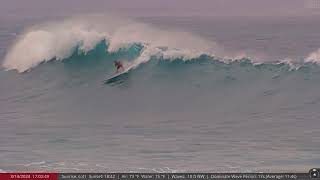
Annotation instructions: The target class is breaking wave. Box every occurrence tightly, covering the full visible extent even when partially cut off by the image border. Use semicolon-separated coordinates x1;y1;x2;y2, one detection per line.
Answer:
2;15;320;73
3;15;220;73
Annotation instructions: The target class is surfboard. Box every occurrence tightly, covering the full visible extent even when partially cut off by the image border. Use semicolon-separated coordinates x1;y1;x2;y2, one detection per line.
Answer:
104;65;132;84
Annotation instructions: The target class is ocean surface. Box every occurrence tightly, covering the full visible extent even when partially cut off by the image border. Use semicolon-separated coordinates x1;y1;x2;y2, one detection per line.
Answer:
0;13;320;172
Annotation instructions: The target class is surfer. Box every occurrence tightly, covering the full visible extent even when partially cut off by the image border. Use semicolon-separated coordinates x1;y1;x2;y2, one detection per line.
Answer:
114;61;124;73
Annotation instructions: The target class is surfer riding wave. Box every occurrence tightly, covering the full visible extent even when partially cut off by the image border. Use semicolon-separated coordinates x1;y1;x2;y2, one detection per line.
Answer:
114;60;124;73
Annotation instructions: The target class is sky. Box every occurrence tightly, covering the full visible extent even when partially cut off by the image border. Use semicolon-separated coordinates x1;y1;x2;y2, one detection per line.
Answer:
0;0;318;18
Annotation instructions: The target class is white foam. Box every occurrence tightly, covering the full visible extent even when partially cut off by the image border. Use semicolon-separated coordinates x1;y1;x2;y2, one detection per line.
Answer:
306;48;320;63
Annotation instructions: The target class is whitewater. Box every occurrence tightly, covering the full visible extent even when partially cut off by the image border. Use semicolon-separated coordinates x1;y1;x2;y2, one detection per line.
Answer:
1;14;320;172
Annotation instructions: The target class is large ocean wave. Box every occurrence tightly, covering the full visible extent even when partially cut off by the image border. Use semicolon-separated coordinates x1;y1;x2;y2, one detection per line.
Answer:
2;15;218;72
2;15;320;74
